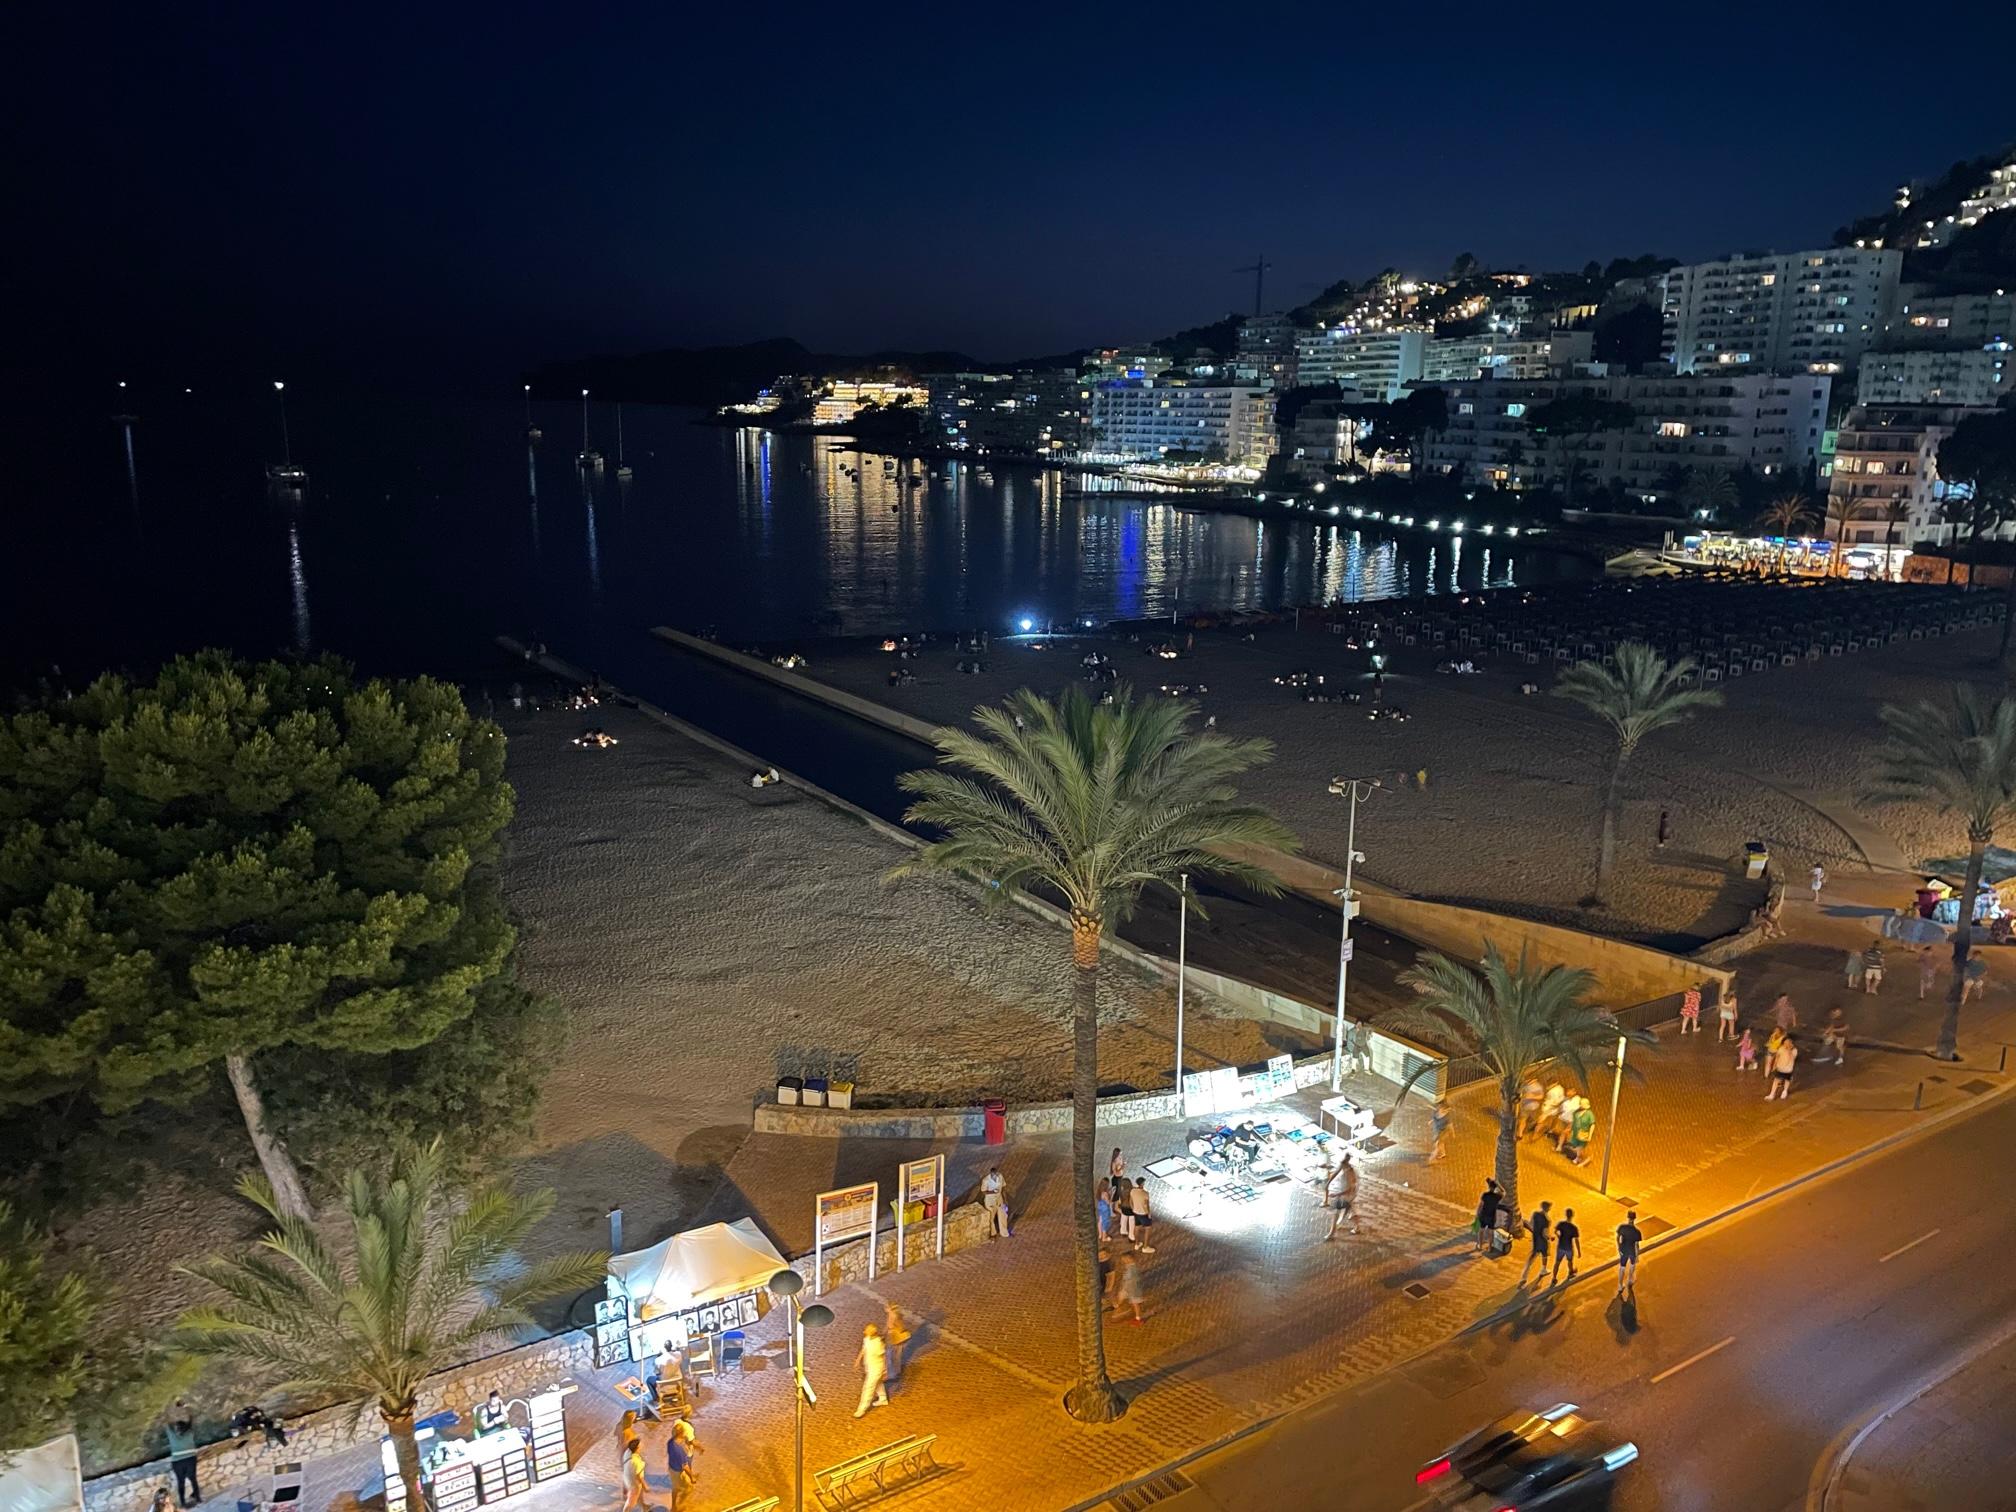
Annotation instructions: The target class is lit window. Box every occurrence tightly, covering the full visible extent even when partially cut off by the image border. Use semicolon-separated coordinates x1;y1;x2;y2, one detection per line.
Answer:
1658;422;1688;438
1459;402;1475;414
1505;403;1526;417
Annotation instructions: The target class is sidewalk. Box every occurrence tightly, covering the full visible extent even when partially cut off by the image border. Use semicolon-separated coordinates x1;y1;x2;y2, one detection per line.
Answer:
260;868;2016;1512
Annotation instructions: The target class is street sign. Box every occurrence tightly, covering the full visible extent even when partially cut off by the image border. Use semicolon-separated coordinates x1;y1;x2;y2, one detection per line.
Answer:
1339;937;1355;962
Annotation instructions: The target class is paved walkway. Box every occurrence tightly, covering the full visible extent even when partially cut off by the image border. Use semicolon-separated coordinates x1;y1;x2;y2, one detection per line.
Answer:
234;865;2016;1512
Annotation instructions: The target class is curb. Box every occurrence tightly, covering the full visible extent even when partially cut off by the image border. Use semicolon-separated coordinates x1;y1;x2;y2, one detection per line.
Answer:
1068;1063;2016;1512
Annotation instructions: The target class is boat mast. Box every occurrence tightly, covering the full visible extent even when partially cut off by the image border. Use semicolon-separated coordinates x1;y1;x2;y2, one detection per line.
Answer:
617;403;625;465
274;380;292;466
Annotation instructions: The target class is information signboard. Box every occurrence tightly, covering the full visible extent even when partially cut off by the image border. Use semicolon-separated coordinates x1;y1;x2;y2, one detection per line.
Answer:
812;1181;879;1295
896;1155;946;1268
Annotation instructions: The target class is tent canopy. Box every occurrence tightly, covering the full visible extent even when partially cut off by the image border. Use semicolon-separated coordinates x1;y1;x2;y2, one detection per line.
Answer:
608;1218;787;1320
0;1435;83;1512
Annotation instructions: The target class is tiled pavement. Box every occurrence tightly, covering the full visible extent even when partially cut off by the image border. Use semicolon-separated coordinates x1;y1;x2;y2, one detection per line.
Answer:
261;869;2016;1512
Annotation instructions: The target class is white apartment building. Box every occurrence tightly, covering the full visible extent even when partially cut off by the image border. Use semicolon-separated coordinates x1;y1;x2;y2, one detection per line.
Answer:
1086;379;1276;466
1857;346;2011;408
813;381;929;424
1883;287;2016;348
1661;248;1901;375
1422;330;1594;383
1826;403;2005;546
1235;313;1299;388
1417;372;1830;495
1292;328;1427;400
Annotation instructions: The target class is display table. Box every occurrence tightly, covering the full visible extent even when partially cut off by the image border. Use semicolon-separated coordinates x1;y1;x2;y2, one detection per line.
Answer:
382;1383;575;1512
1319;1095;1378;1143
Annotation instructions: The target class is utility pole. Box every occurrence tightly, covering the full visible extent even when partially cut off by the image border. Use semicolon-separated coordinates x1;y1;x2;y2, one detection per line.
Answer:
1174;873;1189;1103
1327;777;1381;1091
1599;1033;1628;1196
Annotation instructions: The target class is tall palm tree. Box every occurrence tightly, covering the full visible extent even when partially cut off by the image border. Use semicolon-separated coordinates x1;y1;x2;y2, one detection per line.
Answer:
1863;689;2016;1060
1555;642;1723;905
1821;489;1866;576
1678;467;1736;523
1389;944;1651;1225
176;1142;607;1502
1758;492;1817;571
894;685;1295;1422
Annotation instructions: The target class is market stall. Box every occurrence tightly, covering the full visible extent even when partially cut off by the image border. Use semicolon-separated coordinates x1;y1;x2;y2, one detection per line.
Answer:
381;1382;575;1512
601;1217;788;1367
1146;1104;1347;1224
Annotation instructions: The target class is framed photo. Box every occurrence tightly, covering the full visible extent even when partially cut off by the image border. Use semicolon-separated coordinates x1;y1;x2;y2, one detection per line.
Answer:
697;1307;719;1335
740;1295;761;1325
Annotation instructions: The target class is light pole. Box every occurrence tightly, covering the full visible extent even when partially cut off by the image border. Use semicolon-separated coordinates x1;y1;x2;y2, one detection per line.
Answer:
1174;872;1189;1103
767;1269;833;1512
1598;1033;1628;1197
273;380;292;467
1326;777;1380;1091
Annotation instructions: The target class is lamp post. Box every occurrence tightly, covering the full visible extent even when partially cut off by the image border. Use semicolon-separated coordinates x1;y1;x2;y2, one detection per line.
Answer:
1599;1033;1628;1197
767;1269;833;1512
1174;872;1188;1103
1326;777;1380;1091
273;380;292;467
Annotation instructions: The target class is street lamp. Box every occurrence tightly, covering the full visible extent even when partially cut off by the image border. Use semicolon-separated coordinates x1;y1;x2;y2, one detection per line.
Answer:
768;1268;833;1512
1325;777;1382;1091
1174;873;1189;1102
1598;1033;1628;1197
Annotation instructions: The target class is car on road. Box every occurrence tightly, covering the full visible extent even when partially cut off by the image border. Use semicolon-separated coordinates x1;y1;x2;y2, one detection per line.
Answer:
1415;1403;1638;1509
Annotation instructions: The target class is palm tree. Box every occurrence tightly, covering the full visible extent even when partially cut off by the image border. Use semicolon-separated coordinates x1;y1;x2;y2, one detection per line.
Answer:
894;685;1295;1422
1822;490;1865;576
1678;467;1736;523
1758;492;1817;571
1863;689;2016;1060
1389;944;1651;1226
1555;642;1723;905
176;1142;607;1502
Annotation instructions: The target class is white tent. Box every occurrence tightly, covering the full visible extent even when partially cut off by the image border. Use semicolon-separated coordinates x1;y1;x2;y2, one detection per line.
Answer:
0;1435;84;1512
608;1218;788;1321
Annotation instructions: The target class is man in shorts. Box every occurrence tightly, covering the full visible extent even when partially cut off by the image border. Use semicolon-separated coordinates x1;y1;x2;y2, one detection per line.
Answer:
1517;1201;1554;1287
1322;1153;1359;1240
1616;1210;1643;1294
1765;1033;1799;1099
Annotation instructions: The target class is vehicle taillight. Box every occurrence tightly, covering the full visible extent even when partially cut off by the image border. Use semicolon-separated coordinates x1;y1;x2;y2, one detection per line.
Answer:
1414;1458;1452;1485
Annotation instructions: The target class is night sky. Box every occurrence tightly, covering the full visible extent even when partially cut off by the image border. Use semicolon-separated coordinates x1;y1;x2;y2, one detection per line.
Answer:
17;0;2015;387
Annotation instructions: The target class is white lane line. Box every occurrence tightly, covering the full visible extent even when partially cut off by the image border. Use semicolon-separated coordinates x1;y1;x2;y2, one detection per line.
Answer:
1878;1227;1940;1264
1649;1335;1735;1385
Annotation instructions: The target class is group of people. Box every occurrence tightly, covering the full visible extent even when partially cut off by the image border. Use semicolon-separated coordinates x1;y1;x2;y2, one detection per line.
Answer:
1513;1079;1599;1166
1095;1149;1160;1323
1472;1180;1644;1297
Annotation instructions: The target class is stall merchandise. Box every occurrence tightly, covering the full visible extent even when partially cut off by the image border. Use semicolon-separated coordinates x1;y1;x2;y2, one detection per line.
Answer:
1319;1094;1379;1143
1150;1105;1346;1218
381;1384;575;1512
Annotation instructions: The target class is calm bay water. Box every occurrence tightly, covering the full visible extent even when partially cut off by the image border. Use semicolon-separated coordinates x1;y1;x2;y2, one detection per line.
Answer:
4;396;1593;686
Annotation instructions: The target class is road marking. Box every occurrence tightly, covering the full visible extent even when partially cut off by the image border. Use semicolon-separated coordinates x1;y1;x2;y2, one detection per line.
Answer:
1878;1227;1940;1264
1649;1335;1735;1384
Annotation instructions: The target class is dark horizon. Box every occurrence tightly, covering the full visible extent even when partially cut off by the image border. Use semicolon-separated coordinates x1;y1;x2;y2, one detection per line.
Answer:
15;0;2016;391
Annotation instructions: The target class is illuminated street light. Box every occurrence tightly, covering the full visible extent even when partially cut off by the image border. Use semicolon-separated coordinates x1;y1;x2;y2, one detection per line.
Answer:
1323;777;1382;1091
768;1268;834;1512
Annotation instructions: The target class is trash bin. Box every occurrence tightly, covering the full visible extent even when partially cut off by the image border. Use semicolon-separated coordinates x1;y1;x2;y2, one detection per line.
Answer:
1744;842;1769;880
776;1076;802;1106
982;1099;1008;1145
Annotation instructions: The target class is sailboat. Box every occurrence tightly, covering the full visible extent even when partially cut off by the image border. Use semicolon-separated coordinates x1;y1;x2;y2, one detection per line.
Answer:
614;403;633;480
524;384;542;443
266;380;308;488
577;388;603;470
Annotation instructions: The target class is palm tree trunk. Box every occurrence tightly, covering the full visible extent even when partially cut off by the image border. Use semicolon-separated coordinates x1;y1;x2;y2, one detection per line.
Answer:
1590;751;1627;905
381;1402;426;1512
1062;915;1123;1424
1494;1081;1524;1234
224;1052;313;1220
1940;840;1988;1061
1999;569;2016;662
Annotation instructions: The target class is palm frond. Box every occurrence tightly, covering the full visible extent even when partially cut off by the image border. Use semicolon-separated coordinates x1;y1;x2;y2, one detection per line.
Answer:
1555;640;1723;758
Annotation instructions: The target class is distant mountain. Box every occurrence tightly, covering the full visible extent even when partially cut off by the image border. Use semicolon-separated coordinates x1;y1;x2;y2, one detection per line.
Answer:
528;337;1088;406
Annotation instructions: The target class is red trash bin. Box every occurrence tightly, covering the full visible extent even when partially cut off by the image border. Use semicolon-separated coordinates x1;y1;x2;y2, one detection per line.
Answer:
982;1099;1008;1145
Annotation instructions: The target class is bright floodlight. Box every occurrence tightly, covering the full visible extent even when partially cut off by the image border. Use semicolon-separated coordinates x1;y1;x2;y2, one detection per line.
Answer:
1018;617;1034;632
273;380;285;391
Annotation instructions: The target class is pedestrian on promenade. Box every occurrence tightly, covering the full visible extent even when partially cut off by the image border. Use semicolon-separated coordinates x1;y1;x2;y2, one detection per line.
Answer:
1771;994;1799;1036
1810;863;1827;906
1964;954;1989;1003
1539;1082;1565;1141
1919;947;1938;1001
620;1436;646;1512
981;1166;1012;1238
1113;1178;1138;1244
1517;1078;1543;1138
1717;990;1740;1043
1657;809;1671;849
1126;1176;1157;1254
1475;1178;1502;1254
853;1324;890;1417
1323;1152;1359;1240
1679;984;1702;1035
1430;1097;1451;1163
165;1406;201;1509
1765;1033;1799;1100
1820;1007;1849;1065
1109;1147;1127;1188
883;1303;912;1383
1552;1208;1582;1284
1565;1101;1596;1167
1862;943;1885;994
1094;1179;1113;1242
1098;1242;1114;1303
1616;1211;1643;1294
1517;1202;1554;1287
1735;1026;1758;1072
1844;947;1865;992
1110;1252;1148;1324
1553;1091;1584;1152
665;1423;696;1509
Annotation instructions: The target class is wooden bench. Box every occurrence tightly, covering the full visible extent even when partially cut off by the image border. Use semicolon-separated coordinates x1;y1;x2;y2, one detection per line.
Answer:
717;1499;780;1512
813;1435;939;1507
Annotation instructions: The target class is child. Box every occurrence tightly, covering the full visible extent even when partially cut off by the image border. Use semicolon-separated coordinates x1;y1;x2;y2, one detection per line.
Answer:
1680;984;1702;1035
1717;990;1740;1043
1735;1027;1757;1071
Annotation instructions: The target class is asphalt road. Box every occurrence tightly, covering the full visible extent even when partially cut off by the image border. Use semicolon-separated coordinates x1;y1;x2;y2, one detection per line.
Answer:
1159;1087;2016;1512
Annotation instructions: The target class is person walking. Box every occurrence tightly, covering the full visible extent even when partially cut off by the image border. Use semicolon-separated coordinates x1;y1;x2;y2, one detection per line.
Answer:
1539;1082;1565;1143
1517;1202;1554;1288
1964;954;1989;1003
165;1406;202;1509
1810;862;1827;906
1429;1097;1451;1163
1552;1208;1582;1284
1108;1147;1127;1189
1657;809;1671;849
981;1166;1012;1238
1094;1178;1114;1243
1125;1176;1158;1253
1734;1026;1758;1072
1475;1178;1502;1255
1323;1152;1359;1240
1679;984;1702;1035
853;1324;890;1417
1110;1251;1148;1324
1113;1177;1138;1245
619;1436;646;1512
1771;994;1799;1036
1863;943;1885;993
1565;1101;1596;1167
1553;1092;1583;1152
883;1304;912;1384
1766;1032;1799;1100
1844;947;1865;992
1616;1211;1644;1294
1517;1077;1543;1139
1919;947;1938;1001
664;1422;697;1510
1717;989;1740;1043
1819;1006;1849;1065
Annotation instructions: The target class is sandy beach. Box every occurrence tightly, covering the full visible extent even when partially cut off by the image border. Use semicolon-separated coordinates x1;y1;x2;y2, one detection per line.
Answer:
791;601;2006;946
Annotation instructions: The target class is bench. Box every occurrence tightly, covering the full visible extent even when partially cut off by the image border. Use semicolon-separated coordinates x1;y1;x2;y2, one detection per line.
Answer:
718;1500;780;1512
813;1435;939;1507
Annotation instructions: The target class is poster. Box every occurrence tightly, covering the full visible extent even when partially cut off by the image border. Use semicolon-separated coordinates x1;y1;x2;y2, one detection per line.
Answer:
816;1182;877;1244
1208;1065;1243;1113
897;1154;946;1269
1182;1070;1216;1117
901;1157;941;1206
